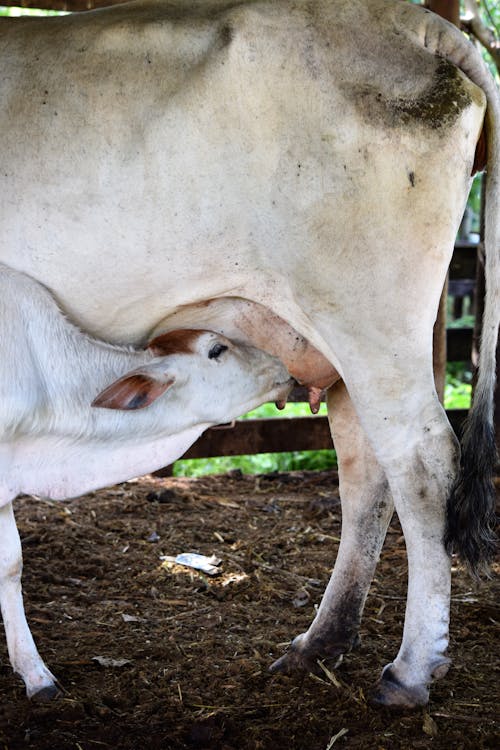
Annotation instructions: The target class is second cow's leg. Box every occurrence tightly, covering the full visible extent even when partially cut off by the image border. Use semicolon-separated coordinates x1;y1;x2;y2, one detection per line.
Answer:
0;501;59;700
271;380;393;672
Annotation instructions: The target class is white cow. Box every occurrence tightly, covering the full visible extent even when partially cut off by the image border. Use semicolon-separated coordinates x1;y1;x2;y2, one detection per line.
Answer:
1;0;499;708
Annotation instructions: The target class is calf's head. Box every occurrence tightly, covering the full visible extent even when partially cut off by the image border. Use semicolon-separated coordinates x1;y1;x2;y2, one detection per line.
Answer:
92;329;293;426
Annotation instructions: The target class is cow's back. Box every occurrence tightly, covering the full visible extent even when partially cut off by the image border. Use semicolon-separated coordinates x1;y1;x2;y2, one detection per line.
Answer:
0;0;486;346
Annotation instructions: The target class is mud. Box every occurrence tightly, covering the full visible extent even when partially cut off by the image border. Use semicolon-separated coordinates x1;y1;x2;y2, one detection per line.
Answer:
0;470;498;749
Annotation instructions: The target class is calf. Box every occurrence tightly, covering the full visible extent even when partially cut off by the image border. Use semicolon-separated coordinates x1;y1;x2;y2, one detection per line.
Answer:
0;263;292;699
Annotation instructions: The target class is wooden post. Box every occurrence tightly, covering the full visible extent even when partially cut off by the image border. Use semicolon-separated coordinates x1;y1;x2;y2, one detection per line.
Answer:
425;0;460;25
496;337;500;454
433;281;448;404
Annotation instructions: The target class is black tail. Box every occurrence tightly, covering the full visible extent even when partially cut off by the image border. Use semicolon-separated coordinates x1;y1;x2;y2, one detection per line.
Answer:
445;404;498;577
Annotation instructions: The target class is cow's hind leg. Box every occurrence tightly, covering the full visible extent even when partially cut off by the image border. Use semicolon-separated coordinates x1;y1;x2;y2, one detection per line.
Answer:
271;381;394;673
0;501;59;699
341;354;458;708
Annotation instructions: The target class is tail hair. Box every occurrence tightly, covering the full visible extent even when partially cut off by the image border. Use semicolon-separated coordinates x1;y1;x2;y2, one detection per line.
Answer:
445;401;498;578
422;10;500;578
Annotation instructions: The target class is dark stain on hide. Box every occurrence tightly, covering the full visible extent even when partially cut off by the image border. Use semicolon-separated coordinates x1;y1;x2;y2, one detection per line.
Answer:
298;583;366;668
220;23;233;47
408;171;415;187
389;58;472;129
345;57;473;132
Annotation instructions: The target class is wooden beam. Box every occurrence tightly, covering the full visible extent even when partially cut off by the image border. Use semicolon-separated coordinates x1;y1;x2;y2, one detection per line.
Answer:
172;410;469;462
433;278;448;403
181;417;334;459
0;0;127;11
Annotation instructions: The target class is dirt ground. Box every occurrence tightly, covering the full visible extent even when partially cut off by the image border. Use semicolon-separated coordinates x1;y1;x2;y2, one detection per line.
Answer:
0;469;498;750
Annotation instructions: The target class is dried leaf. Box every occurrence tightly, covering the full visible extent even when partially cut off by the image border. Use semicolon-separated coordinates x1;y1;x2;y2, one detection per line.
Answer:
422;713;438;737
214;497;239;509
325;727;348;748
317;659;343;688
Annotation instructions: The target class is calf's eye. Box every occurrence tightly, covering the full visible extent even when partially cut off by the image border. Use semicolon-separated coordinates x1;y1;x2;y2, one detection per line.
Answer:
208;343;228;360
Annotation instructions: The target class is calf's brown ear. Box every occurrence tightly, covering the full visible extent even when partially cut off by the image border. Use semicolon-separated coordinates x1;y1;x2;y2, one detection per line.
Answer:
92;372;175;410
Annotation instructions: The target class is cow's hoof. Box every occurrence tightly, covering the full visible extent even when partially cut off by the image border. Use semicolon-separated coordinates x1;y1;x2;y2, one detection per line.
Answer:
30;683;62;702
269;647;316;675
370;666;429;709
269;633;355;676
270;649;347;676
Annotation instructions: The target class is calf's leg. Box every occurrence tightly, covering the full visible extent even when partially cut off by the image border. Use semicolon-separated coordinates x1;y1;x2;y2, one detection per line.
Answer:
0;501;59;699
271;380;394;672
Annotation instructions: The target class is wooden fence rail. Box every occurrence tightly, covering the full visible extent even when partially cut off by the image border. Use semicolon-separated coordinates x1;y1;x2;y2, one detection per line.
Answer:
178;410;470;462
0;0;125;11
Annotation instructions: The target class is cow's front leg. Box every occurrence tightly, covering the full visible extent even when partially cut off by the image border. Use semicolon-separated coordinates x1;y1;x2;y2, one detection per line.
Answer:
0;502;59;700
271;381;394;673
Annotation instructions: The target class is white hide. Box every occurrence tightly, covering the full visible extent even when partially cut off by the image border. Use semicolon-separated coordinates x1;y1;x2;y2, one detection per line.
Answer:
0;0;499;708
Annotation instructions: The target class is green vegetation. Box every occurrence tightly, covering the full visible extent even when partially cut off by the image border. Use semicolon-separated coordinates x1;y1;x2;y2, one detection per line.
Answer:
466;173;483;233
173;448;336;478
173;401;336;477
445;362;473;409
